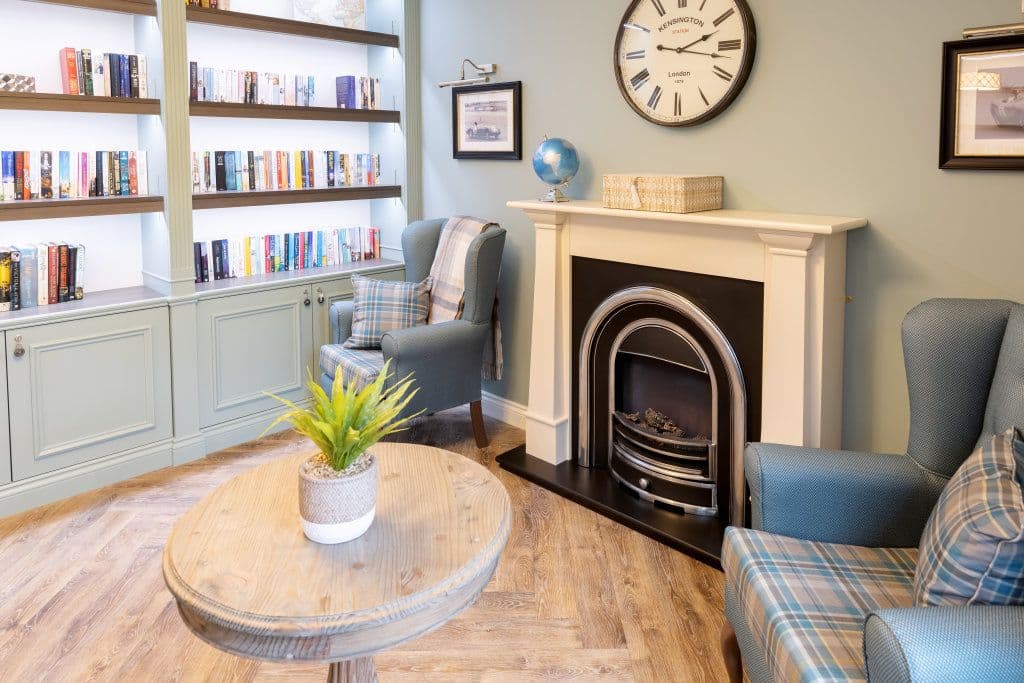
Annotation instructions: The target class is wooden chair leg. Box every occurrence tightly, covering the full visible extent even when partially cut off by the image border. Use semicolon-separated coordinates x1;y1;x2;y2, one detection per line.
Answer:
721;621;743;683
470;400;489;448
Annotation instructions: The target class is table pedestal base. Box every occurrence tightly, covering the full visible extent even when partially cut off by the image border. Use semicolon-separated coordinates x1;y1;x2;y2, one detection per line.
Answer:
327;657;376;682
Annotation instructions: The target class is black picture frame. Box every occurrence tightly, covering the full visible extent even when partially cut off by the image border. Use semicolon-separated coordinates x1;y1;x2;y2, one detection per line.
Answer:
452;81;522;160
940;35;1024;170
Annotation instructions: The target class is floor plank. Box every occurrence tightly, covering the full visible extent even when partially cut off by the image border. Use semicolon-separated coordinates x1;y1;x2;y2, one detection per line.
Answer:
0;407;729;681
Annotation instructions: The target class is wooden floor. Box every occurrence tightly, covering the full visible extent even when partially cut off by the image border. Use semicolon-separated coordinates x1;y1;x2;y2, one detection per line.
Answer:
0;408;729;682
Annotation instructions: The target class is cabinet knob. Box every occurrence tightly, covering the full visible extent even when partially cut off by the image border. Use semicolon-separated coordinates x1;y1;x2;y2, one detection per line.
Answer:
303;289;311;307
12;335;25;359
316;287;325;305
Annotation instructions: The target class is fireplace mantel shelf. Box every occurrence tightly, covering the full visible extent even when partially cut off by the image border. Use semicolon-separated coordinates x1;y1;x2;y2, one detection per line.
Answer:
507;200;867;236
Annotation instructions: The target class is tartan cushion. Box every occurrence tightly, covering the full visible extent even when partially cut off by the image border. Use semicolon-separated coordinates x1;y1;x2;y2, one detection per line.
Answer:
320;345;385;393
344;275;431;350
914;428;1024;607
723;527;917;683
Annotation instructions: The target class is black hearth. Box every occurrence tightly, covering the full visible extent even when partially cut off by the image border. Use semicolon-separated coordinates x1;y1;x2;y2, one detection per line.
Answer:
499;257;763;566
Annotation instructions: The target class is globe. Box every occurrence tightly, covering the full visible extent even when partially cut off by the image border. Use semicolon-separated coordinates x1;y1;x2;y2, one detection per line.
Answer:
532;137;580;202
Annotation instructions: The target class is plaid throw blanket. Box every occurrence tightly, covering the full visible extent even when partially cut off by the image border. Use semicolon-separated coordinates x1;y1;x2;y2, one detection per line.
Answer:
428;216;503;381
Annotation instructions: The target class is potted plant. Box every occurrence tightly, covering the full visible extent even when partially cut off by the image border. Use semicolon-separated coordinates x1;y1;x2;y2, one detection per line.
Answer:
266;362;419;544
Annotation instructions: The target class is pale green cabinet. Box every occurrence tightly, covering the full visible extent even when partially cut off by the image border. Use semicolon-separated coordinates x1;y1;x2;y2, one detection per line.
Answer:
0;338;10;486
6;307;173;481
197;284;314;428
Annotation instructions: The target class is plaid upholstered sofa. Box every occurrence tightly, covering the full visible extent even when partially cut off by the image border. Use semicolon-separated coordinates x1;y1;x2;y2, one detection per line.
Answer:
319;219;506;447
722;299;1024;682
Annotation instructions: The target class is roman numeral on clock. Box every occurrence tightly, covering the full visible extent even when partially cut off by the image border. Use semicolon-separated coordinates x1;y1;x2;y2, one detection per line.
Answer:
651;0;666;17
674;91;682;116
713;8;735;27
718;39;742;51
647;85;663;110
678;0;687;7
630;69;651;90
625;50;646;60
699;0;708;10
698;86;710;106
624;22;651;34
713;65;734;82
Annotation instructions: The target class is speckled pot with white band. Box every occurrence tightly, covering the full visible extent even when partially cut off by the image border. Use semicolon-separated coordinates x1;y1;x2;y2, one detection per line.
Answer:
298;452;377;544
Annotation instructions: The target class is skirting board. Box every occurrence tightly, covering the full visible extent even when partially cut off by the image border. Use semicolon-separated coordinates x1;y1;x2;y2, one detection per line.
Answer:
481;391;527;429
199;401;311;455
0;439;174;517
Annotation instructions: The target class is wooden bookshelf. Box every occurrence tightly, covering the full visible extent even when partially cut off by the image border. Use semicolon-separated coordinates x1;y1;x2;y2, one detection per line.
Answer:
19;0;157;17
0;92;161;115
192;185;401;210
189;101;399;123
0;195;164;222
185;7;400;48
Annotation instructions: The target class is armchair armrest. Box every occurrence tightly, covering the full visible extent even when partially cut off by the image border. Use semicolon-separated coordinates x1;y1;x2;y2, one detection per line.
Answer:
746;443;946;547
329;301;354;345
381;321;489;415
865;607;1024;683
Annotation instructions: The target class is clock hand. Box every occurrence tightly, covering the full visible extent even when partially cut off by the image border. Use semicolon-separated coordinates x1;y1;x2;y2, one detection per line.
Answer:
678;30;719;52
679;49;731;58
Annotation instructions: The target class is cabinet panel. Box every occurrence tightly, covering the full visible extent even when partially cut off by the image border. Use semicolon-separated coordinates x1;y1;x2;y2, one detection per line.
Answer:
0;338;10;486
7;308;172;481
197;285;313;428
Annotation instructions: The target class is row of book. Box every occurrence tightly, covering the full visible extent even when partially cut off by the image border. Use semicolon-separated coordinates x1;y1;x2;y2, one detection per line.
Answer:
59;48;148;99
0;151;150;202
0;244;86;312
336;76;382;110
194;227;381;282
189;65;317;106
191;150;380;194
184;0;230;7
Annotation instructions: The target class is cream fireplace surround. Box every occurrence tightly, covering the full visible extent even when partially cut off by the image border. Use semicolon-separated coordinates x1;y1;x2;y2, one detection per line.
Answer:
509;200;868;498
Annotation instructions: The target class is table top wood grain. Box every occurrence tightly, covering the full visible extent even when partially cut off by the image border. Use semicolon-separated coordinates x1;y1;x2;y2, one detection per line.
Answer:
163;443;511;664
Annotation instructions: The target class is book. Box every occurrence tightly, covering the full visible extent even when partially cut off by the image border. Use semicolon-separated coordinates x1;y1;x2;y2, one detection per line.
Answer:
137;55;148;98
74;244;85;299
128;54;140;98
60;48;79;95
336;75;356;109
0;250;10;312
81;49;94;96
224;152;236;192
46;243;58;304
1;152;14;201
57;243;69;302
36;243;48;306
66;245;77;303
18;245;37;309
58;151;71;199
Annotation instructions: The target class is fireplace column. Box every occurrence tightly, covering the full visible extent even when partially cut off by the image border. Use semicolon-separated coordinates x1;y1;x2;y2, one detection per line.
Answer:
522;209;572;465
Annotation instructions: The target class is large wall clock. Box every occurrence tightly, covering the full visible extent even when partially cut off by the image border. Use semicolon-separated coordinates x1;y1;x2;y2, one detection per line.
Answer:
614;0;756;127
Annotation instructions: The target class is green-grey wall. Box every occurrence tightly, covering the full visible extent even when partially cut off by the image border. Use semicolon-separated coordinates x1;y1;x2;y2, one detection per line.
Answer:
418;0;1024;454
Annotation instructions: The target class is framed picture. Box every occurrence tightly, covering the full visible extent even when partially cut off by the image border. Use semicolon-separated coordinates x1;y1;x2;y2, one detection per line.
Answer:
452;81;522;160
941;35;1024;170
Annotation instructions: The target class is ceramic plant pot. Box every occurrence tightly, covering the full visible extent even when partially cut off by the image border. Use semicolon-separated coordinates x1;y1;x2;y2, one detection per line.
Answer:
298;451;377;544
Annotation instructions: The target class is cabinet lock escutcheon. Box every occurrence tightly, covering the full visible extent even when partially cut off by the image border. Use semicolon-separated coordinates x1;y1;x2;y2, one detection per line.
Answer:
316;287;325;305
12;335;25;358
303;289;311;307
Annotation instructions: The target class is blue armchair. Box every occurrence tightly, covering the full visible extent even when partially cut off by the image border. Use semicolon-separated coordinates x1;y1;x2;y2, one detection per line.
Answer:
319;219;506;447
722;299;1024;683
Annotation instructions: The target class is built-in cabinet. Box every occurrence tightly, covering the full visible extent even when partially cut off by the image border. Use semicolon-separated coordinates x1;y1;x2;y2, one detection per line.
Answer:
0;345;9;487
6;308;172;481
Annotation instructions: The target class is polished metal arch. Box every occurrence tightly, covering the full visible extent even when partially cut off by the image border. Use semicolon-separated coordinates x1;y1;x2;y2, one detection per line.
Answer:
578;286;749;527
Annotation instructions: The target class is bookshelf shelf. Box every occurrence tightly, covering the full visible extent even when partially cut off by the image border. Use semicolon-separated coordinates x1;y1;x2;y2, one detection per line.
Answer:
194;259;402;297
189;101;399;123
19;0;157;17
192;185;402;210
0;92;161;115
0;195;165;222
184;7;400;48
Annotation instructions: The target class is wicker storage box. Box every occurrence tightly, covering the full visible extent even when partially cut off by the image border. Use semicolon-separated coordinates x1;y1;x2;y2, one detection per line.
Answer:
602;174;723;214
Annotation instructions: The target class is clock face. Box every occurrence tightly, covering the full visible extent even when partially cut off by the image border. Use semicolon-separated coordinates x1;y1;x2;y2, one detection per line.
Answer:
614;0;756;126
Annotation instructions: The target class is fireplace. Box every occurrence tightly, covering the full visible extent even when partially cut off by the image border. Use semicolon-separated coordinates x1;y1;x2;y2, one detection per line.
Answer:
579;286;747;523
498;199;865;565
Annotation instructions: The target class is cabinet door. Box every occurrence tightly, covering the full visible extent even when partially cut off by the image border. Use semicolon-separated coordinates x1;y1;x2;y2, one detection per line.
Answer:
0;337;10;486
7;308;172;481
311;269;406;359
197;285;313;428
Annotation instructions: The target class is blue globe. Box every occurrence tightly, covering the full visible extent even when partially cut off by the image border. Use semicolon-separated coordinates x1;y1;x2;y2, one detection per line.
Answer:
532;137;580;188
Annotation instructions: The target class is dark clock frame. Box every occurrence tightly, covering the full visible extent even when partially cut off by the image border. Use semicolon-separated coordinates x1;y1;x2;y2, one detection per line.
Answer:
613;0;757;127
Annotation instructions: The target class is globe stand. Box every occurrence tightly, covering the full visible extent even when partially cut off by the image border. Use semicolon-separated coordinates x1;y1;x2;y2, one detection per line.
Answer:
540;184;571;203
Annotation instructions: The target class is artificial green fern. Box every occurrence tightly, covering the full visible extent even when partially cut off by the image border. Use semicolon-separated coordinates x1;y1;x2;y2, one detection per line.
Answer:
265;360;420;471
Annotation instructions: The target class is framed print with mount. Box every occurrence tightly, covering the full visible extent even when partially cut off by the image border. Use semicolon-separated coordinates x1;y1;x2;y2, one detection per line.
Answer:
452;81;522;160
941;34;1024;170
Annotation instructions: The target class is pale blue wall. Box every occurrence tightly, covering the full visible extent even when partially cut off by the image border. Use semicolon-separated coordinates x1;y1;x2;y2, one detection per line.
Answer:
419;0;1024;454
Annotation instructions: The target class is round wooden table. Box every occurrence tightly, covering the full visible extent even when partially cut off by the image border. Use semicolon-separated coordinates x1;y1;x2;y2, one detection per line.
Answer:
163;443;511;682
